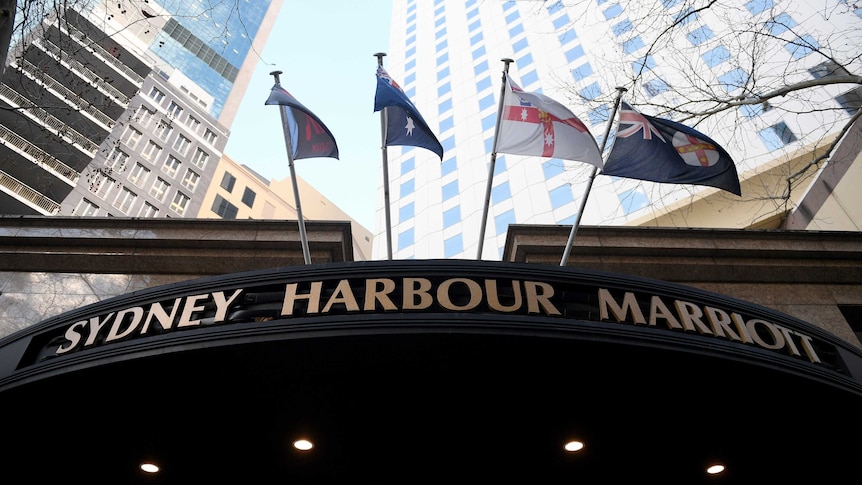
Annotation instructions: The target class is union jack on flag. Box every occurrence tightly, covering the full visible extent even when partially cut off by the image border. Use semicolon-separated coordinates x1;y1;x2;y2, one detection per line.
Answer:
602;102;741;196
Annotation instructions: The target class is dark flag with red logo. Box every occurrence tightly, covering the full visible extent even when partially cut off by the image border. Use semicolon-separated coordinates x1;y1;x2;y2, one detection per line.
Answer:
603;102;741;195
266;84;339;160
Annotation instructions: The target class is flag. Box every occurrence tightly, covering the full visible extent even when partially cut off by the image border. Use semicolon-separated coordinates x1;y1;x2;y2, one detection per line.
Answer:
603;102;741;195
266;84;339;160
374;66;444;160
496;73;603;168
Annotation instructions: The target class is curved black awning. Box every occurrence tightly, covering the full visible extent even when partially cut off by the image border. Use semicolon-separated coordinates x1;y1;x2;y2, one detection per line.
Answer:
1;260;860;483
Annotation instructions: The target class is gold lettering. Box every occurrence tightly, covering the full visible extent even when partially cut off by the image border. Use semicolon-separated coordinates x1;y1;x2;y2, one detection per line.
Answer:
485;279;522;312
85;313;115;346
106;307;144;342
525;281;560;315
142;298;181;333
322;279;360;313
178;294;208;327
746;319;784;350
599;289;645;324
674;300;713;334
649;296;681;328
438;278;482;311
704;306;743;341
365;278;397;311
730;312;753;343
212;290;243;322
794;331;822;364
403;278;433;310
282;282;323;315
56;320;87;354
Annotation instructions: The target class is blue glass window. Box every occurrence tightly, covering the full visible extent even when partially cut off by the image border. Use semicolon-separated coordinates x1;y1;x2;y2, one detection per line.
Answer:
702;45;731;67
549;185;575;208
441;157;457;175
479;94;495;111
768;13;796;35
521;70;539;86
405;72;416;85
406;34;416;46
467;8;479;20
440;116;454;132
406;87;416;98
619;188;649;215
718;68;748;92
571;63;593;81
688;26;714;45
474;61;489;75
477;76;492;92
547;1;564;14
484;136;494;154
494;156;507;174
435;27;447;40
632;55;656;72
542;159;564;179
439;98;453;113
443;206;460;228
436;39;448;51
435;16;445;28
623;36;645;54
442;180;459;200
513;38;529;53
509;24;525;37
401;157;415;175
439;83;451;97
559;29;577;45
472;46;486;60
471;32;484;45
406;46;416;58
740;104;762;119
398;228;414;250
400;179;415;196
552;14;570;30
444;233;463;257
491;181;511;204
506;11;520;24
588;104;610;125
758;122;797;150
406;24;416;35
579;82;601;100
465;0;476;5
643;78;670;97
437;66;450;81
565;45;585;62
437;52;449;65
612;19;633;36
469;19;481;32
745;0;773;15
482;113;496;131
603;4;623;19
442;135;456;152
399;202;415;222
405;59;416;71
516;53;534;70
676;9;697;25
786;35;819;60
494;209;516;235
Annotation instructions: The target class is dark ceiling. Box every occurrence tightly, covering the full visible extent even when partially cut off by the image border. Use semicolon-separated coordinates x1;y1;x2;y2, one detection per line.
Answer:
2;329;860;484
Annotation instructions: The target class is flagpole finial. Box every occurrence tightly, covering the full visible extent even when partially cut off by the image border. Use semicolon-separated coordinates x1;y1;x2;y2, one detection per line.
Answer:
615;86;628;93
374;52;386;67
270;70;283;84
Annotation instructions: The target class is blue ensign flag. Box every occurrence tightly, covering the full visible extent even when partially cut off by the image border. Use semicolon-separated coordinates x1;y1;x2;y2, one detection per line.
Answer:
603;102;741;196
266;84;339;160
374;66;444;160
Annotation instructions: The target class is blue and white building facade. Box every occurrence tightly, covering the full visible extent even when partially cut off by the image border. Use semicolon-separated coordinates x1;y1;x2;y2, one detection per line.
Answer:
372;0;862;260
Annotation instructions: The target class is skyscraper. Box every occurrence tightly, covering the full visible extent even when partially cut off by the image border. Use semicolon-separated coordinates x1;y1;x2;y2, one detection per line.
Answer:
373;0;862;260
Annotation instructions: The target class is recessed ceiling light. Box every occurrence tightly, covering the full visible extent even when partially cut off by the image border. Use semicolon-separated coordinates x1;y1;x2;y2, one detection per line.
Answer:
140;462;160;473
564;440;585;452
293;439;314;451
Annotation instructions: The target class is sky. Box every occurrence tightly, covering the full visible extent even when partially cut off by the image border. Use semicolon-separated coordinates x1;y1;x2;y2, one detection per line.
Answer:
224;1;394;231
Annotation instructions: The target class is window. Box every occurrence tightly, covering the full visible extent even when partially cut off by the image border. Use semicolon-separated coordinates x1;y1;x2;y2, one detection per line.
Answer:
91;174;115;198
212;195;238;219
203;129;217;144
138;202;159;218
128;163;151;187
603;3;623;19
173;135;191;155
162;155;182;177
399;202;414;223
702;45;731;67
74;198;99;216
167;101;183;118
121;127;142;149
612;19;633;36
687;26;714;45
400;178;415;196
441;157;457;176
241;187;256;207
170;192;190;216
150;178;170;201
836;87;862;115
192;148;209;168
565;45;585;62
632;55;656;72
443;206;460;227
401;157;415;175
148;86;165;103
643;78;670;97
620;188;650;215
442;180;459;200
542;159;565;179
786;35;818;60
113;187;137;214
186;115;201;133
105;147;129;171
745;0;773;15
398;228;414;250
494;209;516;235
572;63;593;81
136;105;155;127
579;82;602;100
182;169;200;191
142;141;162;161
758;122;797;150
443;233;463;257
491;182;511;204
155;120;173;141
221;172;236;192
549;184;575;208
622;36;645;54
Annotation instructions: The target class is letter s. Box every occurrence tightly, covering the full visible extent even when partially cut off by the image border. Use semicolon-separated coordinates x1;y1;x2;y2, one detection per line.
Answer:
56;320;87;355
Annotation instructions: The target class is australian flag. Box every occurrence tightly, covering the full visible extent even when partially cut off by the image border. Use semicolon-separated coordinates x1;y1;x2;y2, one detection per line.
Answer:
266;84;339;160
603;102;741;196
374;66;444;160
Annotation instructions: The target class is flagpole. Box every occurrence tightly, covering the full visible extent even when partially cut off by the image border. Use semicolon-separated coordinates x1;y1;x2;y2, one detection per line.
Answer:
271;70;312;265
477;58;514;260
559;86;627;266
374;52;394;260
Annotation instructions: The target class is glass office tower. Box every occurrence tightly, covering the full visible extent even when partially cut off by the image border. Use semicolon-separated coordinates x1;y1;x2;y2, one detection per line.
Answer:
373;0;861;260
